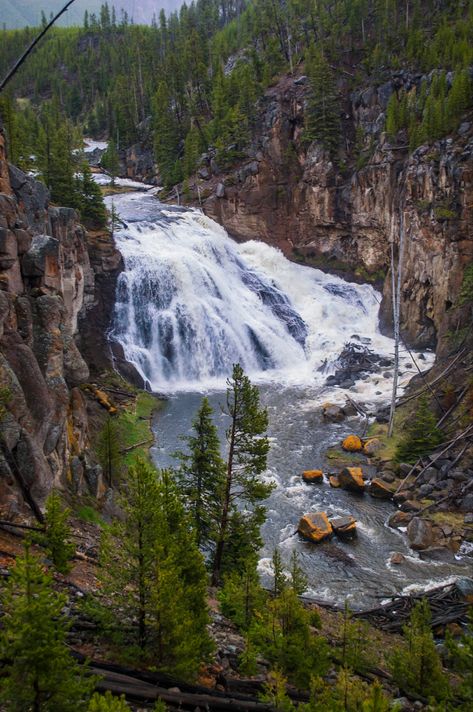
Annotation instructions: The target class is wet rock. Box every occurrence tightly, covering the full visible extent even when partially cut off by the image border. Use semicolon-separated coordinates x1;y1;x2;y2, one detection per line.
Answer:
338;467;365;493
390;552;405;565
341;434;362;452
388;511;412;528
330;515;357;540
329;475;340;488
418;547;456;563
302;469;323;483
322;402;345;422
298;512;333;543
369;478;395;499
407;517;434;550
380;471;395;483
341;400;358;417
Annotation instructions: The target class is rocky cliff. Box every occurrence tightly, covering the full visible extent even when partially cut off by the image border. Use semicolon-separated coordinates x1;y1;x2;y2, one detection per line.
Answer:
0;124;122;519
177;71;472;355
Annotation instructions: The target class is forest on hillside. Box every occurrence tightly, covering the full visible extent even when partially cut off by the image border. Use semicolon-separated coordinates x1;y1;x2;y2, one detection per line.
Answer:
0;0;472;192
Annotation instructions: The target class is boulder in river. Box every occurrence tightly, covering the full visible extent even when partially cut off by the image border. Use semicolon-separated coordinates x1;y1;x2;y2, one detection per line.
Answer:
322;402;345;422
329;475;340;488
338;467;365;493
302;469;323;483
330;516;357;540
390;552;406;565
298;512;333;543
407;517;434;550
341;434;363;452
369;478;396;499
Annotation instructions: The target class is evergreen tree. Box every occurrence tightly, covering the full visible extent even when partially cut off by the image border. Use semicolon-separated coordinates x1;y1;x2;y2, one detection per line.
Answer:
100;457;160;651
211;363;272;584
390;599;449;700
446;610;473;707
395;395;443;463
304;45;340;155
88;692;130;711
101;138;120;186
289;550;308;595
0;544;93;711
48;121;80;208
99;460;211;675
271;547;288;596
41;490;75;574
79;162;107;229
175;396;225;550
95;415;122;487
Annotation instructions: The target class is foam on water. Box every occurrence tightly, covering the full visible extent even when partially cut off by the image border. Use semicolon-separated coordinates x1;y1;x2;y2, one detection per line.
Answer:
107;191;427;394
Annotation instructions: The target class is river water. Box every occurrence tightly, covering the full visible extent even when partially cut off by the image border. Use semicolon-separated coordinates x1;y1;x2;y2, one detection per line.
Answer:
104;186;471;609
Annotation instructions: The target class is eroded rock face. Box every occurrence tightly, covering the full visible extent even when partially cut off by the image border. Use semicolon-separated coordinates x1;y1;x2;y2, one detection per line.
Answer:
0;122;120;517
197;72;472;353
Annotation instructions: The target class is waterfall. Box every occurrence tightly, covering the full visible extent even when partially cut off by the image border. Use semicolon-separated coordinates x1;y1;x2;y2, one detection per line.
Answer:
108;192;389;391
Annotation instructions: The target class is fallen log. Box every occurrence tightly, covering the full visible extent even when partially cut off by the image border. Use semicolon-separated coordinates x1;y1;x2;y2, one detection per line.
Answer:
120;438;154;454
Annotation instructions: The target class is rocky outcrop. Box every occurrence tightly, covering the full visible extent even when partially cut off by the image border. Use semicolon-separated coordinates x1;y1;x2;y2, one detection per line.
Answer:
0;123;121;518
173;70;472;354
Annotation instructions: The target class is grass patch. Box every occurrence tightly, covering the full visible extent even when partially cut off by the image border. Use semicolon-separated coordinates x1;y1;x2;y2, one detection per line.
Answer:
76;504;105;526
117;391;163;467
325;447;364;467
428;511;465;529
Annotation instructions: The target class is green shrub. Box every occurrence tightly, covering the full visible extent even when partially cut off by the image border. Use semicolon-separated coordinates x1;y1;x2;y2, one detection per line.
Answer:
395;395;443;463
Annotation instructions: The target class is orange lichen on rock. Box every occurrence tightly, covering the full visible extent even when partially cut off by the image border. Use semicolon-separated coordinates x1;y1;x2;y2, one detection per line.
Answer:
369;478;396;499
341;434;363;452
330;516;357;539
329;475;341;488
302;469;323;483
338;467;365;492
298;512;333;543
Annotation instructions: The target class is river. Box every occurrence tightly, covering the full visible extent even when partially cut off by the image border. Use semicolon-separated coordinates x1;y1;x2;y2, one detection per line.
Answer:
103;182;470;609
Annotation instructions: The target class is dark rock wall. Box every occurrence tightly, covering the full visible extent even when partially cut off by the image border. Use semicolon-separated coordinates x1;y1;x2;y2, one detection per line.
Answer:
0;124;121;518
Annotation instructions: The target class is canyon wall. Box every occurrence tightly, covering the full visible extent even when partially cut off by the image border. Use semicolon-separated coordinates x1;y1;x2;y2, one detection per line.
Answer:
0;124;121;519
192;73;472;354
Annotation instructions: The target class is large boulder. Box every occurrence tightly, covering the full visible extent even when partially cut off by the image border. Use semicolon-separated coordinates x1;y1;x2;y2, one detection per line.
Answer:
369;478;396;499
322;402;345;422
302;469;323;483
339;467;365;493
298;512;333;543
330;516;357;540
407;517;434;550
342;434;363;452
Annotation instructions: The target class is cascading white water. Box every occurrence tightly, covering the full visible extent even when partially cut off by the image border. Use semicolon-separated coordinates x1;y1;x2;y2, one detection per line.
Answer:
108;191;395;392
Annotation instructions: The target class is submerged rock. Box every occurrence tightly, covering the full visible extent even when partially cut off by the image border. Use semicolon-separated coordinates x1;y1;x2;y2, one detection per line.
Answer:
330;516;357;540
298;512;333;543
322;402;345;422
338;467;365;493
341;434;363;452
302;469;324;483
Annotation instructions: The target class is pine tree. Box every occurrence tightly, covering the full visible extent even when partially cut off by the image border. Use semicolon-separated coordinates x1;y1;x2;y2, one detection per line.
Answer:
101;138;120;186
446;610;473;706
289;550;307;595
390;599;449;699
49;121;80;209
211;363;272;584
99;457;159;651
271;547;288;596
175;396;225;550
88;692;130;711
99;460;211;676
95;415;122;487
0;544;93;711
304;45;340;155
395;395;443;463
41;490;75;574
79;162;107;229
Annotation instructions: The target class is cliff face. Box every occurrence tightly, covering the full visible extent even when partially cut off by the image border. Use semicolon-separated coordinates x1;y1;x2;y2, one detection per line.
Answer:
0;127;121;519
197;73;472;354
